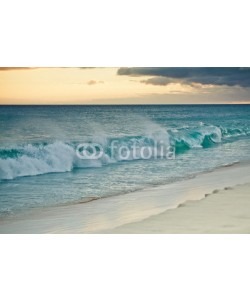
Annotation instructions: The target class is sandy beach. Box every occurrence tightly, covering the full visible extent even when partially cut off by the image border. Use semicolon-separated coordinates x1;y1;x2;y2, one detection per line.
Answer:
0;162;249;233
108;183;250;233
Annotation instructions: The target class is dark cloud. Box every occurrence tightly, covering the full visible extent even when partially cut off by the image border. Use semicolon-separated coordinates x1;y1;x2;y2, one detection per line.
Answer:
140;76;173;86
117;67;250;87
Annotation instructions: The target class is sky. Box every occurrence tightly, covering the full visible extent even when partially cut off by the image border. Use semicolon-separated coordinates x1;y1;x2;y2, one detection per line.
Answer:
0;67;250;104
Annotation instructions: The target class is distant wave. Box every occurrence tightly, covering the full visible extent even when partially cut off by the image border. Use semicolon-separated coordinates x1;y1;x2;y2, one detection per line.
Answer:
0;124;249;180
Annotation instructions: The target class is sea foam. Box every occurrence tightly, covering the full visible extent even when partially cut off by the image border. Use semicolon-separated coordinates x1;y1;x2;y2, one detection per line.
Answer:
0;123;247;180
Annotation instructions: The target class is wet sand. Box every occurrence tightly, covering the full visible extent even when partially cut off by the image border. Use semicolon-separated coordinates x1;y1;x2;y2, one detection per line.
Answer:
108;183;250;233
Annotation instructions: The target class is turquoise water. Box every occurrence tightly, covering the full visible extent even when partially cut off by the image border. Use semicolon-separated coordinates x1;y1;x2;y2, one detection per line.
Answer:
0;105;250;215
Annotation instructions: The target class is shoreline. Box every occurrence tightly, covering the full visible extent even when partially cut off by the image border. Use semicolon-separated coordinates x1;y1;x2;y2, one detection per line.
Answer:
1;162;250;233
107;182;250;233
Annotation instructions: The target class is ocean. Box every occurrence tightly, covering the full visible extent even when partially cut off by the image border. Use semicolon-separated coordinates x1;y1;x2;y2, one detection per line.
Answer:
0;104;250;216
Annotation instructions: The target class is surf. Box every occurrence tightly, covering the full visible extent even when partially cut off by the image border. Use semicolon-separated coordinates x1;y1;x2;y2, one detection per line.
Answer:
0;122;248;180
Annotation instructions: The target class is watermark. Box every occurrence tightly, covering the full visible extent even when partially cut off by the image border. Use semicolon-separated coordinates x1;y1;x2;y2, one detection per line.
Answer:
76;143;104;160
76;139;175;160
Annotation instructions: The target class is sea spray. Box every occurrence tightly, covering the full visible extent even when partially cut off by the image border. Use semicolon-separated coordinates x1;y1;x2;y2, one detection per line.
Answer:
0;124;236;180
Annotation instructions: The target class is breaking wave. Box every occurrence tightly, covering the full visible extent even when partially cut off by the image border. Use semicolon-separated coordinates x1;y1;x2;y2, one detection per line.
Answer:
0;124;248;180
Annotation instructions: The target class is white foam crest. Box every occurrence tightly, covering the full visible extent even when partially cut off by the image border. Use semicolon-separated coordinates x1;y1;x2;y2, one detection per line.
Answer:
0;142;75;180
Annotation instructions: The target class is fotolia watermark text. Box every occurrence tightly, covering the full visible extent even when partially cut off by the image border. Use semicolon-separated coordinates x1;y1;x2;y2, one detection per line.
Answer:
76;140;175;160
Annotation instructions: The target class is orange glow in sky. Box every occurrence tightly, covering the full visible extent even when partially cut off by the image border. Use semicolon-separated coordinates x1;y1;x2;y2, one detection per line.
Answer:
0;68;249;104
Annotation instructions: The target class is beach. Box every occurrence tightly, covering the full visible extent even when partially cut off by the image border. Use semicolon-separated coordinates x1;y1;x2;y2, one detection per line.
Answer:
1;105;250;235
1;162;250;233
108;183;250;233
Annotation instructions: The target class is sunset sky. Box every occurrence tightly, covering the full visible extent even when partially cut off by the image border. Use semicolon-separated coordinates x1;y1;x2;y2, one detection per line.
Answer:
0;67;250;104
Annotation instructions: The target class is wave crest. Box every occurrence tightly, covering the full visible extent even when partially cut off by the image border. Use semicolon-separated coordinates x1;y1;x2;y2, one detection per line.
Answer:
0;123;247;180
171;125;222;152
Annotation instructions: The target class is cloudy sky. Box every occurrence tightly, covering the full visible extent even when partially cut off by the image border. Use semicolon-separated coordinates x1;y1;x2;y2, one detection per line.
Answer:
0;67;250;104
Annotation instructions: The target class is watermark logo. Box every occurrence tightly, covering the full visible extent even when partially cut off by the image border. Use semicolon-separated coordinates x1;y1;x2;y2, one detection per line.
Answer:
76;140;175;160
76;143;104;160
